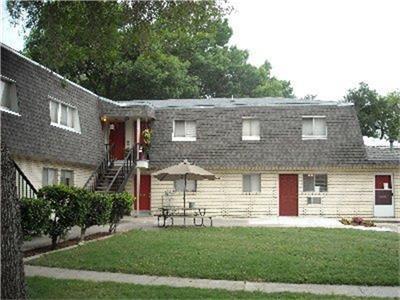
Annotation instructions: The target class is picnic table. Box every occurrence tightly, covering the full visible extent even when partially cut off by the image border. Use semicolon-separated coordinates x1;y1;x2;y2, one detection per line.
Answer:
156;206;213;227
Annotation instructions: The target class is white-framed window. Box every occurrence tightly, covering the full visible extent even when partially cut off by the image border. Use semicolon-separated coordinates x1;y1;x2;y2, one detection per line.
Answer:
307;196;322;205
49;97;81;133
242;118;260;141
243;174;261;193
172;120;196;141
0;77;19;115
303;174;328;192
174;179;197;192
42;168;58;186
302;116;327;140
60;170;74;186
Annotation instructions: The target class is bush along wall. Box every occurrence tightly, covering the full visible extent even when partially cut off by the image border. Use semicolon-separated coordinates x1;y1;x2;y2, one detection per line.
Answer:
21;185;135;249
109;192;134;233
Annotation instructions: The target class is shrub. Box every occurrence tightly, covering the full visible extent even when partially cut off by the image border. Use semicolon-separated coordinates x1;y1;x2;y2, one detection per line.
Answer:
78;191;112;241
339;217;351;225
38;185;86;249
351;217;364;226
109;192;134;233
363;220;375;227
20;197;51;239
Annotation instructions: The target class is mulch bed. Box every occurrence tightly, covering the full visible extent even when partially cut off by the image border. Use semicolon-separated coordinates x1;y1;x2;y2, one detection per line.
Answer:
24;232;111;258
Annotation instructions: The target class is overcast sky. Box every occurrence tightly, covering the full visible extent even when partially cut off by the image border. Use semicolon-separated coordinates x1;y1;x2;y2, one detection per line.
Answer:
2;0;399;100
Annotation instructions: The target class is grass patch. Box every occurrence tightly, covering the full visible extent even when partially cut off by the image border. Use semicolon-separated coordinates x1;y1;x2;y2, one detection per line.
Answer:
27;276;377;299
29;227;400;286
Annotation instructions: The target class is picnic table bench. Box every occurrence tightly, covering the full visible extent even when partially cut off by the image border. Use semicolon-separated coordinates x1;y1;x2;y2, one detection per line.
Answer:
156;206;213;227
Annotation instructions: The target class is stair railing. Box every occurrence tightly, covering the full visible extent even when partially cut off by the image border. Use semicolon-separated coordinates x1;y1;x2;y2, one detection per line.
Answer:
106;146;136;193
84;144;115;192
14;161;38;199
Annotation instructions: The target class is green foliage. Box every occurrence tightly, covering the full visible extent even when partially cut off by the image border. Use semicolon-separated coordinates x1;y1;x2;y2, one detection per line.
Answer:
8;0;294;99
344;83;400;142
109;192;134;233
77;190;112;240
20;197;51;239
38;185;85;248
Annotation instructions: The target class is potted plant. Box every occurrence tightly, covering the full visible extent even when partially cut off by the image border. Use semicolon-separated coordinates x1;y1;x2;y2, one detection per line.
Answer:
142;128;152;160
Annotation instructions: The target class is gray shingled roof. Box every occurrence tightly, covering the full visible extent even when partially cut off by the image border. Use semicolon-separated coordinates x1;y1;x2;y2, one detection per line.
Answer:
366;146;400;164
116;97;350;109
148;105;374;170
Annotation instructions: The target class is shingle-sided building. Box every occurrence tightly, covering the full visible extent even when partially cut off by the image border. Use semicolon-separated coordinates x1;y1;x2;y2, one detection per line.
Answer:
1;43;399;218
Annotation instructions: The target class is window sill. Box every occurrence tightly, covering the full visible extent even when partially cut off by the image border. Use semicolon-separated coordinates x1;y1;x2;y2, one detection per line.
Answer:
242;136;260;141
51;122;81;134
302;135;327;140
242;192;261;195
0;107;21;116
302;192;328;195
172;137;196;142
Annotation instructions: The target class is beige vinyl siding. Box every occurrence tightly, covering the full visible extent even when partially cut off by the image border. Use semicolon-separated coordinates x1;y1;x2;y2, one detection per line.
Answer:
151;172;277;217
151;168;399;218
14;157;93;190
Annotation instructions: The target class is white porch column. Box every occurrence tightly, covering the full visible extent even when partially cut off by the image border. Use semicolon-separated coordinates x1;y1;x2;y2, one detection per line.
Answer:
136;118;141;215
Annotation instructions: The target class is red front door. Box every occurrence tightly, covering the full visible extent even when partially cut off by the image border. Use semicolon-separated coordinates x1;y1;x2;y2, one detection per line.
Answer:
279;174;298;216
134;175;151;211
109;122;125;160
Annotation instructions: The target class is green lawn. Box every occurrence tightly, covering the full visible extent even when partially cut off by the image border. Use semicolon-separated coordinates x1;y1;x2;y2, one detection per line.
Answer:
28;227;400;286
27;277;378;299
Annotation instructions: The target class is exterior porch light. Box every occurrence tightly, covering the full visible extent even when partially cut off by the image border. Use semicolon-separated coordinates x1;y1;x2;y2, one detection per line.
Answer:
101;115;107;123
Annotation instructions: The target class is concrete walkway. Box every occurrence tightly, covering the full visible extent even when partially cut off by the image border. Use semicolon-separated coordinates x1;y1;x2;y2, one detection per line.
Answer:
25;265;399;298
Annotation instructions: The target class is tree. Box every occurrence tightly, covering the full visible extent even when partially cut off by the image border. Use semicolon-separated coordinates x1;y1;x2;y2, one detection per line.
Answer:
344;82;400;143
382;91;400;145
1;143;27;299
8;0;294;99
344;82;382;137
78;191;112;242
38;185;85;249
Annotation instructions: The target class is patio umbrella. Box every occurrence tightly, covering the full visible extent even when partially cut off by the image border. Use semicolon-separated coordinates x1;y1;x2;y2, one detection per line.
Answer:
153;159;218;213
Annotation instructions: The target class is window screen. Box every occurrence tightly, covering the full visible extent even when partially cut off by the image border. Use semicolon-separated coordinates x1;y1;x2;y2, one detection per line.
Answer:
174;179;197;192
60;104;68;126
174;121;185;137
243;174;261;193
314;118;327;136
174;120;196;139
302;117;327;137
303;174;315;192
50;101;59;123
0;80;19;112
43;168;58;186
242;119;260;137
303;174;328;192
302;118;313;136
60;170;74;186
67;107;75;128
185;121;196;138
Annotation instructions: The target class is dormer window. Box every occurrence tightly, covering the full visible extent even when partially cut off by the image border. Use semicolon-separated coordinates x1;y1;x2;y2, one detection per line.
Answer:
302;116;327;140
0;77;19;115
172;120;196;141
242;118;260;141
49;97;81;133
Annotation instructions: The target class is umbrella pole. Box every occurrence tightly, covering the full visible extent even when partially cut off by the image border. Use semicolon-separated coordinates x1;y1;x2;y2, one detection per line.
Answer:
183;173;187;226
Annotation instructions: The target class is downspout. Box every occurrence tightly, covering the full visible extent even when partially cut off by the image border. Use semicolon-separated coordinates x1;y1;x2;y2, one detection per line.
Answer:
136;118;141;216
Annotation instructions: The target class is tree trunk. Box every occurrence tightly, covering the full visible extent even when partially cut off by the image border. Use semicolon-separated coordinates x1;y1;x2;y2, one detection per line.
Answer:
1;143;27;299
51;235;58;250
80;227;86;242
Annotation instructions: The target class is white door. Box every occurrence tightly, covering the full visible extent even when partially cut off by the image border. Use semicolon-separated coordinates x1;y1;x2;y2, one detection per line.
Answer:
374;175;394;217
